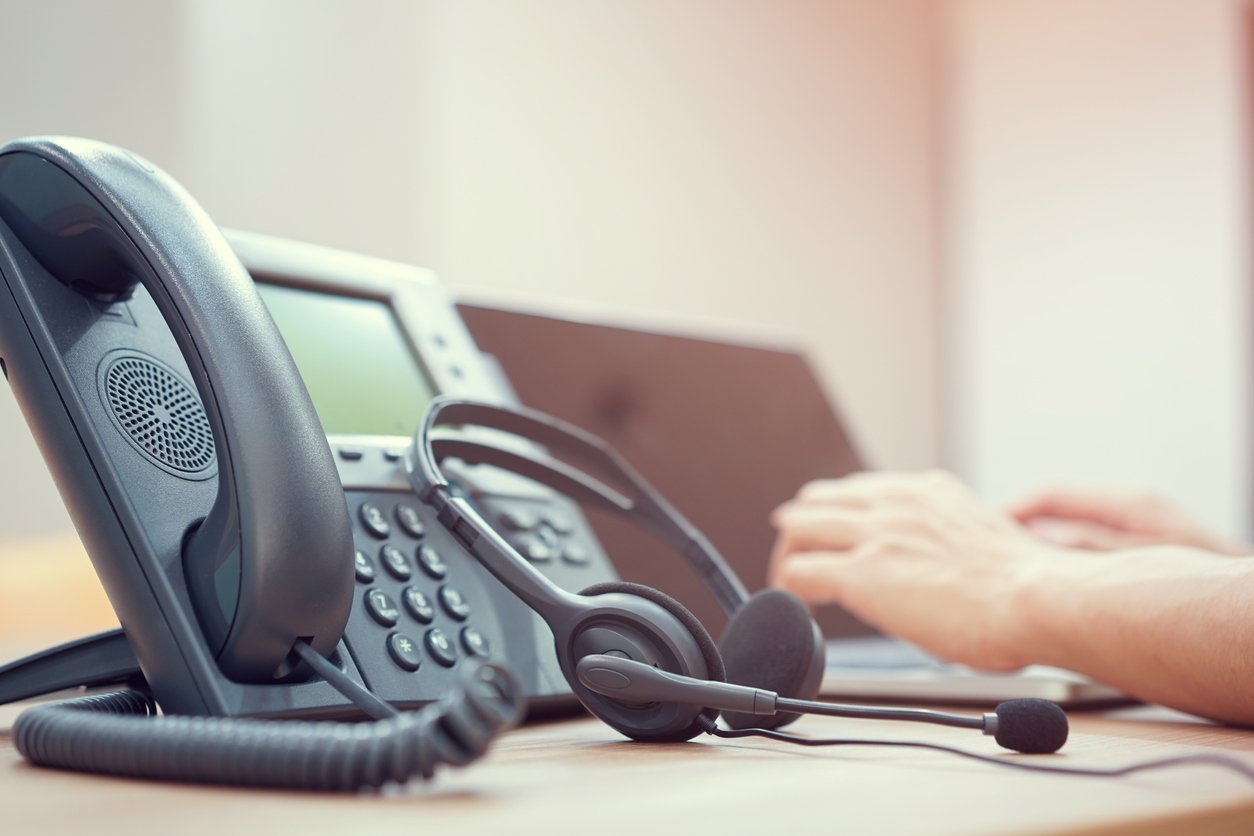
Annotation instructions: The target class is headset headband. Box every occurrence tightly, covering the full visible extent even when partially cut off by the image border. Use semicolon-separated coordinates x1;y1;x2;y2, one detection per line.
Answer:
406;397;749;617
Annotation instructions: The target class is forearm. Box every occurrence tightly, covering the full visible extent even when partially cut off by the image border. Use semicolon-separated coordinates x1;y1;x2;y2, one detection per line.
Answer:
1017;547;1254;724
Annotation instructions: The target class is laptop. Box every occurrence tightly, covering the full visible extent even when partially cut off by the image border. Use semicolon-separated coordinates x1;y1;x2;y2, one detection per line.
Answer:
457;298;1126;707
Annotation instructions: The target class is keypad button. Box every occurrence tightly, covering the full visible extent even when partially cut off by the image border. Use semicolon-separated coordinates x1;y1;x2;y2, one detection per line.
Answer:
417;545;449;580
561;542;590;565
380;544;412;580
535;523;561;550
516;537;555;563
354;549;377;582
365;589;400;627
359;502;391;539
500;508;538;531
387;632;422;672
438;586;471;621
461;627;490;658
395;504;426;540
338;447;364;461
403;587;435;624
543;512;575;534
383;447;405;462
425;628;457;667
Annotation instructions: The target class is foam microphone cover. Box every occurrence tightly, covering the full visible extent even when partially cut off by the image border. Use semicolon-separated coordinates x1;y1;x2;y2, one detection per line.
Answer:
993;699;1069;753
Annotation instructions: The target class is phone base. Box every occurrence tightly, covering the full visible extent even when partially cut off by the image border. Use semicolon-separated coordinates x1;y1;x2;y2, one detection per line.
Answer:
0;628;144;705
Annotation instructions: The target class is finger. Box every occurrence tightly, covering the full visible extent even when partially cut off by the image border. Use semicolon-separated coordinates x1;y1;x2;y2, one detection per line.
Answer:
771;552;858;607
1008;488;1140;530
767;507;864;585
771;505;874;549
787;473;931;516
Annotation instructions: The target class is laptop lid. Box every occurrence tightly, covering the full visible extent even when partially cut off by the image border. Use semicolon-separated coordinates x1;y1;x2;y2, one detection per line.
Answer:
458;300;876;638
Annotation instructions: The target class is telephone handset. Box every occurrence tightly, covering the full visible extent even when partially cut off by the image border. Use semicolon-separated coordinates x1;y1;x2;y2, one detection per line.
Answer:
0;137;354;682
0;137;618;772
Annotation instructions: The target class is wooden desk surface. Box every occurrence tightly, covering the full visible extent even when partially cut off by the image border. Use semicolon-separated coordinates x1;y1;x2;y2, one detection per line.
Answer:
3;536;1254;835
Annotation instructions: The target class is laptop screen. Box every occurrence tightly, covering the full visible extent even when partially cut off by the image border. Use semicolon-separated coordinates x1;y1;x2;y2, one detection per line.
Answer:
458;301;877;639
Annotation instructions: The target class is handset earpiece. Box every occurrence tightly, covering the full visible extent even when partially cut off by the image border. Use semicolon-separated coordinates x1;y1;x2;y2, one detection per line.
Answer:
0;138;355;681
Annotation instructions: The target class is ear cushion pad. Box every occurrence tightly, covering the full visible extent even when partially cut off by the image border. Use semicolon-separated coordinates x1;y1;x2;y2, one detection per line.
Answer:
579;581;726;737
718;588;825;730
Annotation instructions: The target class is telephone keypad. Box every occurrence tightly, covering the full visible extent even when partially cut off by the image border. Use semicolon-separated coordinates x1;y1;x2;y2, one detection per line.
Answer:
438;585;471;621
359;502;391;539
365;589;400;627
517;537;555;563
500;508;538;531
543;512;574;535
343;486;613;706
416;545;448;580
387;632;423;672
379;545;412;580
395;504;425;539
353;549;376;583
461;627;490;658
402;587;435;624
425;629;457;667
561;542;589;565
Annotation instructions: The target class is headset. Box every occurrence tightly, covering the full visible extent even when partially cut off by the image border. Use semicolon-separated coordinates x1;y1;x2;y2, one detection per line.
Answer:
405;397;1068;753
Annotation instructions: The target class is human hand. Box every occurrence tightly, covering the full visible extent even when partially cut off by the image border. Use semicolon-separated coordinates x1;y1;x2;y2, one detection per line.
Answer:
768;471;1065;670
1009;488;1248;555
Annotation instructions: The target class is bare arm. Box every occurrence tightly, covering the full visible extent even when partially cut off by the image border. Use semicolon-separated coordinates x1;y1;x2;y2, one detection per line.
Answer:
768;471;1254;725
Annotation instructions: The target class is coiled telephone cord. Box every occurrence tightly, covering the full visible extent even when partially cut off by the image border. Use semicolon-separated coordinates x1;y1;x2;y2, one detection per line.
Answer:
12;642;524;791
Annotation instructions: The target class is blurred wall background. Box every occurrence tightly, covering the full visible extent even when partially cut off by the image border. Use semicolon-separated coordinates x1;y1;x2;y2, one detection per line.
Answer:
0;0;1248;542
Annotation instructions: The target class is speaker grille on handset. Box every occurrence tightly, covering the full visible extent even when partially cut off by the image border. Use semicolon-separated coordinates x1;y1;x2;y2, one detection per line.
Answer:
100;352;216;479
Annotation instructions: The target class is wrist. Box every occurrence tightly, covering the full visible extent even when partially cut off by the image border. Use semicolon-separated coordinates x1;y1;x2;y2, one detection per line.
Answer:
1005;544;1093;670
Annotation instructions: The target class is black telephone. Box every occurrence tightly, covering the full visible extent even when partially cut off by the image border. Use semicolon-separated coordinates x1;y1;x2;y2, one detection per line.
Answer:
0;137;618;726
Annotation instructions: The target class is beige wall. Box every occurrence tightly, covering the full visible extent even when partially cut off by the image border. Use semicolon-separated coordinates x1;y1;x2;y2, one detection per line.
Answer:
0;1;945;536
0;0;184;536
946;0;1252;536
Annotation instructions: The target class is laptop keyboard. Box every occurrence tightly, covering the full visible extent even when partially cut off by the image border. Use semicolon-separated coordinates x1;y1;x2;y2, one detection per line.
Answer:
824;637;947;671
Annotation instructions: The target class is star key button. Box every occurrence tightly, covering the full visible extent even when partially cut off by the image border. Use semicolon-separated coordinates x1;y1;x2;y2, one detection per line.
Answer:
387;632;422;672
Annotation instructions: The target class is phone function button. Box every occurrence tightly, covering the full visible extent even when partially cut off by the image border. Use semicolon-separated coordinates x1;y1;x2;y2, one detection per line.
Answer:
365;589;400;627
516;537;555;563
425;628;458;667
543;512;575;534
395;504;426;540
438;586;471;621
500;508;538;531
387;632;422;672
380;544;413;580
402;587;435;624
353;549;377;583
561;542;590;566
383;447;406;462
417;545;449;580
461;627;491;658
338;447;365;461
535;524;561;550
359;502;391;539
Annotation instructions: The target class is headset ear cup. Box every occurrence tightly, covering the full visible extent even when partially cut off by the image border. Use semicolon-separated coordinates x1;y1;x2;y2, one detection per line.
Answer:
578;581;726;740
719;589;824;730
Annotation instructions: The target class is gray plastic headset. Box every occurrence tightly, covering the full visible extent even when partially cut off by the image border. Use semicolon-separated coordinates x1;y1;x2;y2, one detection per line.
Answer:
406;397;825;740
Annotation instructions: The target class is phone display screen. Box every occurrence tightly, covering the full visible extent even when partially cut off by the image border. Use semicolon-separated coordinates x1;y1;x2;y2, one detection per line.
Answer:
256;283;438;437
